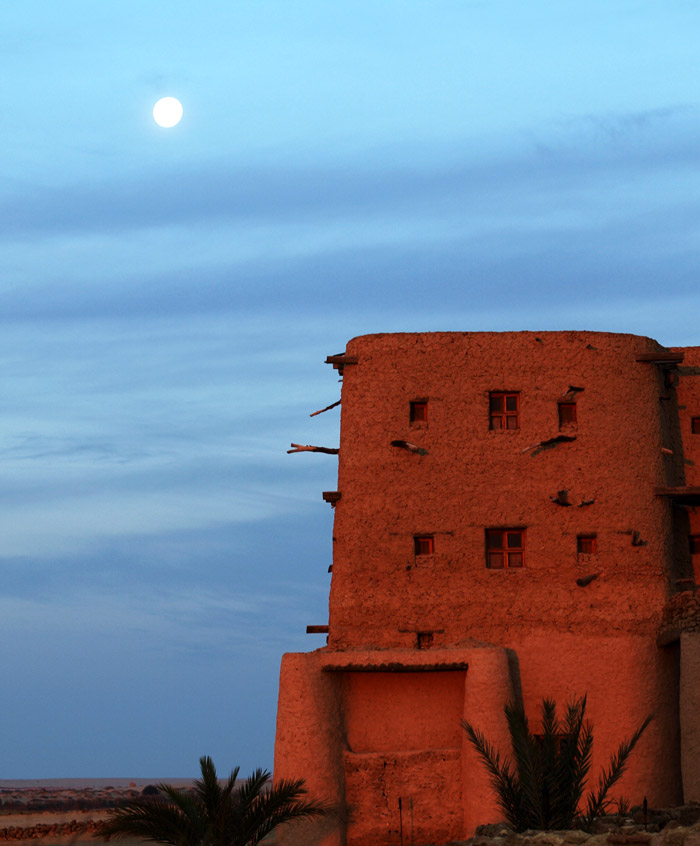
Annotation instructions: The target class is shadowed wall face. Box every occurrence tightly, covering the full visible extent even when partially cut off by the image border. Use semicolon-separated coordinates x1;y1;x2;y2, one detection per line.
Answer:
674;346;700;583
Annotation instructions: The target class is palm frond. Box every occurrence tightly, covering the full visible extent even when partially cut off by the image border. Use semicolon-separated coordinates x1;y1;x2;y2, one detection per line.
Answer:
194;757;222;811
550;697;591;830
582;713;654;829
539;698;559;782
222;766;241;802
233;768;270;815
462;719;525;830
97;757;330;846
464;697;653;834
536;699;561;830
98;796;202;846
504;702;543;830
239;780;332;845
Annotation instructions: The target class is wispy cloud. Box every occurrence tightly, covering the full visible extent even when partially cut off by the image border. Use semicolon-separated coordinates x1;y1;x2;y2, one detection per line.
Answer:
573;104;690;138
3;103;699;244
0;582;322;654
1;106;698;331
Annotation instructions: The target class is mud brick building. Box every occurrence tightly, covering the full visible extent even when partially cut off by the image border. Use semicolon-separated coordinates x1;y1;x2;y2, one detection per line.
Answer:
274;331;700;846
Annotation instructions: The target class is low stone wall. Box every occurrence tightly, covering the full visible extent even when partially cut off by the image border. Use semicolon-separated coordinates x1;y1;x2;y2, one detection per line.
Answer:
461;806;700;846
0;819;101;840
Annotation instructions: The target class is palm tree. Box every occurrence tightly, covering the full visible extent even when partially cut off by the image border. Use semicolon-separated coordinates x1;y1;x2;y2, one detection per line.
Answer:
462;696;652;832
97;756;331;846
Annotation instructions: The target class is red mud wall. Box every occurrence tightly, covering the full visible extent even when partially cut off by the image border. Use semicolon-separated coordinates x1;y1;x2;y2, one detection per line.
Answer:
342;671;464;752
325;332;687;807
330;331;674;651
275;645;515;846
512;632;681;806
275;332;699;846
342;671;465;846
274;652;346;846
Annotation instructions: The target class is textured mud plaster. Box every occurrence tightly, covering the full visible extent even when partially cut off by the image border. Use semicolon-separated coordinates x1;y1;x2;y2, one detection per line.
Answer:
274;646;513;846
680;633;700;801
275;331;700;845
274;653;346;846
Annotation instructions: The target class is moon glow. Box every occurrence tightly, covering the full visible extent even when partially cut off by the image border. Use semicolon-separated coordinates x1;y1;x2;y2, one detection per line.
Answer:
153;97;183;128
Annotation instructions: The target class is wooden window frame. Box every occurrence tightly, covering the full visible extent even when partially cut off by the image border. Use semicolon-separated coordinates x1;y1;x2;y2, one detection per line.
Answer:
410;400;428;424
692;417;700;435
486;528;525;569
558;402;577;428
414;535;435;556
577;534;597;555
489;392;520;430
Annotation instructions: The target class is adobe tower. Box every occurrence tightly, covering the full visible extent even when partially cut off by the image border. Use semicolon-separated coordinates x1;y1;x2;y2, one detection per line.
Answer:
274;331;700;846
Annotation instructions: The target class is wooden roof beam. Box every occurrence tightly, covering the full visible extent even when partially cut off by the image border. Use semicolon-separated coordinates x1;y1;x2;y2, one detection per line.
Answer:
325;353;358;374
636;351;684;364
655;486;700;505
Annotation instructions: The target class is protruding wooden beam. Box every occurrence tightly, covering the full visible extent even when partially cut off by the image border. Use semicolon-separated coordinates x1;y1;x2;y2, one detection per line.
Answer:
655;486;700;506
391;439;428;456
288;443;339;454
577;572;602;587
636;351;684;364
310;399;341;417
523;434;576;455
655;486;700;499
325;354;358;375
306;625;329;634
322;491;341;504
325;354;358;366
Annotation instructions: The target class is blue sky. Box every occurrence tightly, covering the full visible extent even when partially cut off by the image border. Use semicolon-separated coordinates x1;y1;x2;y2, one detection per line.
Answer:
2;1;699;777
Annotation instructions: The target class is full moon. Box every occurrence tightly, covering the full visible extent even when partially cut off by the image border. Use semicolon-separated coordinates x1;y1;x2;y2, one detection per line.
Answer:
153;97;183;128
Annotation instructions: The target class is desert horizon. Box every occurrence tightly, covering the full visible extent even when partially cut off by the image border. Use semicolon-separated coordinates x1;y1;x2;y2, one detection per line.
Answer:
0;779;287;846
0;780;197;844
0;779;195;789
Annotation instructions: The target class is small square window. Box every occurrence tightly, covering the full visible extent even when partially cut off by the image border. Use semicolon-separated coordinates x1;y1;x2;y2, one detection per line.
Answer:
559;402;577;428
692;417;700;434
416;631;434;650
486;529;525;568
690;535;700;555
489;392;520;430
577;535;597;555
410;401;428;423
414;535;434;556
